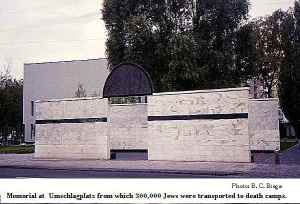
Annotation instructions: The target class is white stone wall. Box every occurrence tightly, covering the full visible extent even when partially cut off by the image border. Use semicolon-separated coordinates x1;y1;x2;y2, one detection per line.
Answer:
35;97;109;159
108;104;148;150
148;88;251;162
148;88;248;116
36;97;108;120
35;123;108;159
249;99;280;151
34;87;279;161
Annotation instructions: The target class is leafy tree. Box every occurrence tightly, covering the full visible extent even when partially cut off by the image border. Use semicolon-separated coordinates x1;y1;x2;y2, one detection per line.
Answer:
102;0;250;92
235;22;257;85
241;9;295;98
0;67;23;128
279;1;300;135
192;0;250;88
74;83;87;98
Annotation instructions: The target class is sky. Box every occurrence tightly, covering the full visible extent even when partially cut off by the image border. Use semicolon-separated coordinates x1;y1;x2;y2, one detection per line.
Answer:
0;0;296;79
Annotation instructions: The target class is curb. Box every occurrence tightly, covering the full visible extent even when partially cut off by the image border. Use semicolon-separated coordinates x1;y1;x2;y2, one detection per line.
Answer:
0;165;245;177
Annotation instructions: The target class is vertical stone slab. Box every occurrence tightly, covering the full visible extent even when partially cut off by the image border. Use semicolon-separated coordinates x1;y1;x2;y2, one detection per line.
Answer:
148;88;251;162
108;104;148;150
249;99;280;151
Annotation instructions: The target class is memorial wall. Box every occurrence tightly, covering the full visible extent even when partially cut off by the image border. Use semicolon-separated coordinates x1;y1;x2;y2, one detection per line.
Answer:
147;88;251;162
34;87;279;162
109;103;148;150
249;98;280;151
35;97;109;159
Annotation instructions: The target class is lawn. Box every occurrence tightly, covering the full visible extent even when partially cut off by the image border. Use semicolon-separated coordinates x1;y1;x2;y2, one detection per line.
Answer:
280;139;299;152
0;145;34;154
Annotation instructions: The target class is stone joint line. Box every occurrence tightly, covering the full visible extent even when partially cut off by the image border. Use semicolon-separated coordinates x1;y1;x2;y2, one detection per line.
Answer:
148;113;248;121
35;117;108;124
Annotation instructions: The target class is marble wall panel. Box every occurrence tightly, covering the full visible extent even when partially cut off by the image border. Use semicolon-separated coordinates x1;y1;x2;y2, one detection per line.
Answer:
35;98;108;120
249;99;280;151
148;88;251;162
148;88;249;116
35;145;108;159
35;123;109;159
35;124;62;145
148;119;250;162
63;98;108;119
35;101;65;120
108;104;148;149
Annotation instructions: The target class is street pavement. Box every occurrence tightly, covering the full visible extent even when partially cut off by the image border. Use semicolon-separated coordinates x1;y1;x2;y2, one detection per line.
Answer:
0;143;300;178
280;143;300;165
0;154;254;177
0;167;232;178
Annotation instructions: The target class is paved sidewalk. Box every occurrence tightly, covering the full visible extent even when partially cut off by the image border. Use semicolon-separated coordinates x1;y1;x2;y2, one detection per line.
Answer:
0;154;253;176
1;154;300;177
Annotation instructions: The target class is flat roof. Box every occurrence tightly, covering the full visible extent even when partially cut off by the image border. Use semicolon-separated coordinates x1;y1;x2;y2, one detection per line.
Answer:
153;87;250;96
24;58;107;66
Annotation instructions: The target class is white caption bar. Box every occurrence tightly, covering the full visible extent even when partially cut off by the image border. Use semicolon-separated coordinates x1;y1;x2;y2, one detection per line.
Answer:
0;179;299;203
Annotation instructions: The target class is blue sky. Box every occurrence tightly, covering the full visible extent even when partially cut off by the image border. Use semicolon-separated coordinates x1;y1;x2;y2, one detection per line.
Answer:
0;0;295;78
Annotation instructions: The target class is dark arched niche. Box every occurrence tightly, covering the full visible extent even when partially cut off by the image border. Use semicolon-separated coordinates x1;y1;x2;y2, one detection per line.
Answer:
103;63;154;98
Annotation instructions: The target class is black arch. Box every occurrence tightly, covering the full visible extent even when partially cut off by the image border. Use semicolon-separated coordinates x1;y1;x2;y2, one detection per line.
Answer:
103;63;154;98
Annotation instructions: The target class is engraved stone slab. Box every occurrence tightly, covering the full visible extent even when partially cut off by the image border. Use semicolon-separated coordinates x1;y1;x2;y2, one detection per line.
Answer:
35;123;109;159
148;119;250;162
35;98;108;120
249;99;280;151
35;101;65;120
35;97;109;159
109;104;148;149
147;88;250;162
148;88;249;116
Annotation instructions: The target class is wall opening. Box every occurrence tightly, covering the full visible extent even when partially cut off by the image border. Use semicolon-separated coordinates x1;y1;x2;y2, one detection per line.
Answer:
110;149;148;160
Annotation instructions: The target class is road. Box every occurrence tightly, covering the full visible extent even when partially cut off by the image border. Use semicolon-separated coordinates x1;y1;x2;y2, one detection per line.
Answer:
0;167;241;178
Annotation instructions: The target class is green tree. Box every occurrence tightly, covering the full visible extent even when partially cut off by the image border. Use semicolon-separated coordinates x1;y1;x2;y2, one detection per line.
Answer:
235;22;257;85
102;0;250;92
192;0;250;88
242;9;295;98
0;67;23;128
279;1;300;135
